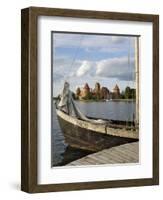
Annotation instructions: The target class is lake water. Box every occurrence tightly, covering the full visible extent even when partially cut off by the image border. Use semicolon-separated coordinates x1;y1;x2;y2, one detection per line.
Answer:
52;100;135;166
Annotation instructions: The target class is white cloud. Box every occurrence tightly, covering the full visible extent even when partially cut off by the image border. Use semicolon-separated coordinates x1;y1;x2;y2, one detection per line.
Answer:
53;56;82;80
76;61;94;77
54;54;135;84
53;56;136;96
96;56;135;81
75;56;135;81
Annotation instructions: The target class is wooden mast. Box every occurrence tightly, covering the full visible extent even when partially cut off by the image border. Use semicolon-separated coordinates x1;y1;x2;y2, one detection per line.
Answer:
135;37;139;125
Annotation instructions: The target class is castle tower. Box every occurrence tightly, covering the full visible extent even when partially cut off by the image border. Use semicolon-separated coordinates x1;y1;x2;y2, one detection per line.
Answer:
75;87;81;99
81;83;90;98
113;84;120;99
95;82;100;92
100;87;110;100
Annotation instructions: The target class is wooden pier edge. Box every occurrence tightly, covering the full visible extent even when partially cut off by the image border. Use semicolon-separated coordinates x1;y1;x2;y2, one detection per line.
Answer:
67;142;139;166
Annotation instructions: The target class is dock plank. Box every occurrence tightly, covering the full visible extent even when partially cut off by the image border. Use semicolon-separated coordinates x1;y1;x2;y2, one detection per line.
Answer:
67;142;139;166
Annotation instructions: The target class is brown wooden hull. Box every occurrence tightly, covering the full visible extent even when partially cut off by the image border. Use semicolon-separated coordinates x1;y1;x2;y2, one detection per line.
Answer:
56;110;138;152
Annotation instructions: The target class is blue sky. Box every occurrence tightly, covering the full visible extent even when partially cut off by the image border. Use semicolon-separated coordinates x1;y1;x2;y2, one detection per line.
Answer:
53;32;137;97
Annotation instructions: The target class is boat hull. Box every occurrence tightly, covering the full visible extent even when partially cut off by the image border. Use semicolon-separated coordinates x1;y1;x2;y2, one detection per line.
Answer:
56;110;138;152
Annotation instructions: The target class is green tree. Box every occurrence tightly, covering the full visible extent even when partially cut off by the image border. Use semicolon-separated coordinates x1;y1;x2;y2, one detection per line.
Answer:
83;92;92;100
124;87;136;99
125;86;131;99
120;91;125;99
130;88;136;99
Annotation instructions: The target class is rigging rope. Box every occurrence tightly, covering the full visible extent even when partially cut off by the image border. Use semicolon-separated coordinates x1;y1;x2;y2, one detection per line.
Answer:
65;34;84;84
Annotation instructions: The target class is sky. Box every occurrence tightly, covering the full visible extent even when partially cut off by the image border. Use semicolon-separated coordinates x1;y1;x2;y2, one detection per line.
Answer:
52;32;137;97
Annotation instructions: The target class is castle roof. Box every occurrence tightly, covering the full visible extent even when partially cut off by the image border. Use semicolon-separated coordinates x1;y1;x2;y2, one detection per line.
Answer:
101;87;109;92
95;82;100;86
113;84;120;90
84;83;90;89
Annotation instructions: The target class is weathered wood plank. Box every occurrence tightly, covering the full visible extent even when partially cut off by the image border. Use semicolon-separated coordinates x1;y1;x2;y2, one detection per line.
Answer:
67;142;139;166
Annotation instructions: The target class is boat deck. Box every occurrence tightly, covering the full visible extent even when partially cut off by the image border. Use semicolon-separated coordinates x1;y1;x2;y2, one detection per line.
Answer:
66;142;139;166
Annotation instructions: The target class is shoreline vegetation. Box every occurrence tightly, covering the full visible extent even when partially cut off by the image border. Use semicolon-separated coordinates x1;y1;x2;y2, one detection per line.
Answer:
53;97;135;102
75;99;136;102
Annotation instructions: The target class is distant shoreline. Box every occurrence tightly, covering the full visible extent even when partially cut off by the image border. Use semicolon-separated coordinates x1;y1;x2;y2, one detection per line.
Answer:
75;99;136;102
53;97;135;102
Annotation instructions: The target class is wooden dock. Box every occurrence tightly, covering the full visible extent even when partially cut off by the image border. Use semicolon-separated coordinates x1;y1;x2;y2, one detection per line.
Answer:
67;142;139;166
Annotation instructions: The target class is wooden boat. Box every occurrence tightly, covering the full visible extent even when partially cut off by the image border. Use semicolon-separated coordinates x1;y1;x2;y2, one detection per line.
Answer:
56;108;138;152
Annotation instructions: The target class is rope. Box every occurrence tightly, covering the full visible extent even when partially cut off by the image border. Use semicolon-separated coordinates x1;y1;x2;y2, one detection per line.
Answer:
65;34;84;84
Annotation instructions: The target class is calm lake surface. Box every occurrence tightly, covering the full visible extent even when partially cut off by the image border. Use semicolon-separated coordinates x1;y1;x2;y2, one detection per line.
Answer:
52;100;135;166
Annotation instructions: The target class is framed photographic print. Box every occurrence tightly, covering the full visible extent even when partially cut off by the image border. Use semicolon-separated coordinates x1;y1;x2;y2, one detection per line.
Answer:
21;7;159;193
